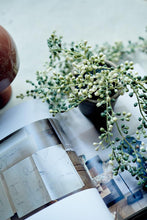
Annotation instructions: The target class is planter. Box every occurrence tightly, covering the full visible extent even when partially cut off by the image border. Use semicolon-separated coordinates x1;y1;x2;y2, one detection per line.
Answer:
79;92;120;131
0;25;19;108
78;60;120;131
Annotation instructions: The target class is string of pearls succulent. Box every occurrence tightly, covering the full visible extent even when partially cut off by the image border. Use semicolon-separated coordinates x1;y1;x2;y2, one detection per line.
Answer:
17;31;147;187
94;26;147;64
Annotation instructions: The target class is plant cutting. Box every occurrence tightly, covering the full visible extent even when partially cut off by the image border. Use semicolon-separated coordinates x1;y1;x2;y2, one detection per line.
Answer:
17;32;147;188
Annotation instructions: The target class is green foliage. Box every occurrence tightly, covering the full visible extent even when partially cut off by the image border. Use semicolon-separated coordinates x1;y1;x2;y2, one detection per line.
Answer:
17;29;147;187
94;41;137;64
138;26;147;54
94;26;147;64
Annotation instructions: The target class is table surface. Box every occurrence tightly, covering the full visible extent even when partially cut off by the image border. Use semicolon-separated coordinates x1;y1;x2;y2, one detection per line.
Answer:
0;0;147;115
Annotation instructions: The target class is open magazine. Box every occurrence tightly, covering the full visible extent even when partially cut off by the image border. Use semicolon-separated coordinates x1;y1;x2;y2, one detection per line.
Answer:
0;63;147;220
0;99;146;220
0;100;113;220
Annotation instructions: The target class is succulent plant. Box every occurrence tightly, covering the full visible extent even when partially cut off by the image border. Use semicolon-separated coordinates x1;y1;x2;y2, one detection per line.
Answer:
17;31;147;187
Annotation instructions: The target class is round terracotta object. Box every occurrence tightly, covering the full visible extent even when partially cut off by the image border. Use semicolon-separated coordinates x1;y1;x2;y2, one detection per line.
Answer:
0;25;19;109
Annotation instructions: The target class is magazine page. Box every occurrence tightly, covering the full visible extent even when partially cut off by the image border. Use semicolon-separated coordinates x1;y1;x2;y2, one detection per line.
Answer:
0;101;58;219
3;157;51;218
0;119;61;175
0;175;14;220
32;144;84;200
0;129;39;173
80;153;147;219
25;188;114;220
1;144;84;218
0;99;51;141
